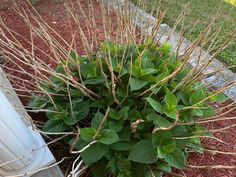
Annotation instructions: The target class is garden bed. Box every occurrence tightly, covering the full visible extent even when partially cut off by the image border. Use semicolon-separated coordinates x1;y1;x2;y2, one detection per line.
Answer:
0;1;236;177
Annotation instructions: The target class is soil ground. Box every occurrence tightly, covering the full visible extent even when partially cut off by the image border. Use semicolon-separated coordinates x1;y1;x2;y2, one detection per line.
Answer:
0;1;236;177
175;102;236;177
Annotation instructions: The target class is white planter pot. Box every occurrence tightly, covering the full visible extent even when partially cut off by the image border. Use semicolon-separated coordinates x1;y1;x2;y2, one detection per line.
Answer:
0;91;54;177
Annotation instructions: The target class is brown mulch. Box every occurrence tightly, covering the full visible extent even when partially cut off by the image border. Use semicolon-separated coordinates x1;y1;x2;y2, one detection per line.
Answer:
1;1;236;177
178;103;236;177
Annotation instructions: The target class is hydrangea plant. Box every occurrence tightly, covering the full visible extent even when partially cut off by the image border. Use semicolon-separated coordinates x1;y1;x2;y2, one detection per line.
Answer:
29;40;226;177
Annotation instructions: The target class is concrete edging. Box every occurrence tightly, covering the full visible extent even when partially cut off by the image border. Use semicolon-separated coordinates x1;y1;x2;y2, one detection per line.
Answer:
101;0;236;101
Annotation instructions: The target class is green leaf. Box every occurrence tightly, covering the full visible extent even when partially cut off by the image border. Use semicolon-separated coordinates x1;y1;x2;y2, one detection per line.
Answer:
117;157;132;176
159;142;176;154
109;109;120;120
155;117;172;128
55;65;66;74
131;163;146;177
159;43;171;55
107;157;118;174
43;119;69;132
147;113;171;128
176;92;189;106
171;125;190;137
128;109;142;121
155;71;170;83
157;163;172;173
70;89;82;98
151;86;162;94
69;50;77;60
168;55;177;65
46;108;68;120
130;78;148;91
175;139;190;149
152;131;173;147
193;125;211;136
143;37;154;46
146;97;163;114
164;108;178;119
80;128;96;142
65;114;77;125
141;68;157;76
131;65;141;77
28;97;48;109
165;89;177;111
141;74;157;83
91;159;109;177
108;120;124;132
165;148;186;169
68;138;87;151
119;106;130;120
118;127;131;142
84;77;104;85
77;56;87;64
211;93;227;103
65;100;89;125
128;140;158;164
188;142;204;154
117;86;127;98
190;88;206;105
141;55;154;69
110;142;133;151
202;106;216;117
192;109;204;117
80;62;98;78
91;112;105;129
81;143;108;165
98;129;119;145
50;75;65;87
100;41;121;55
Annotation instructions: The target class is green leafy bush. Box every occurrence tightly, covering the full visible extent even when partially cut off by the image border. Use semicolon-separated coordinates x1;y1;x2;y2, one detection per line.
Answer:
29;40;226;177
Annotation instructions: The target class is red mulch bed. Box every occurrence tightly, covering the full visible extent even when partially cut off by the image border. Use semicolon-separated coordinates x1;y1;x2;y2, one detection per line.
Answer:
1;1;236;177
163;101;236;177
175;102;236;177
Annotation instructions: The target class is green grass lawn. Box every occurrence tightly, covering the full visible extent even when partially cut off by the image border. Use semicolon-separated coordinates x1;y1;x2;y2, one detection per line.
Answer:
132;0;236;70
